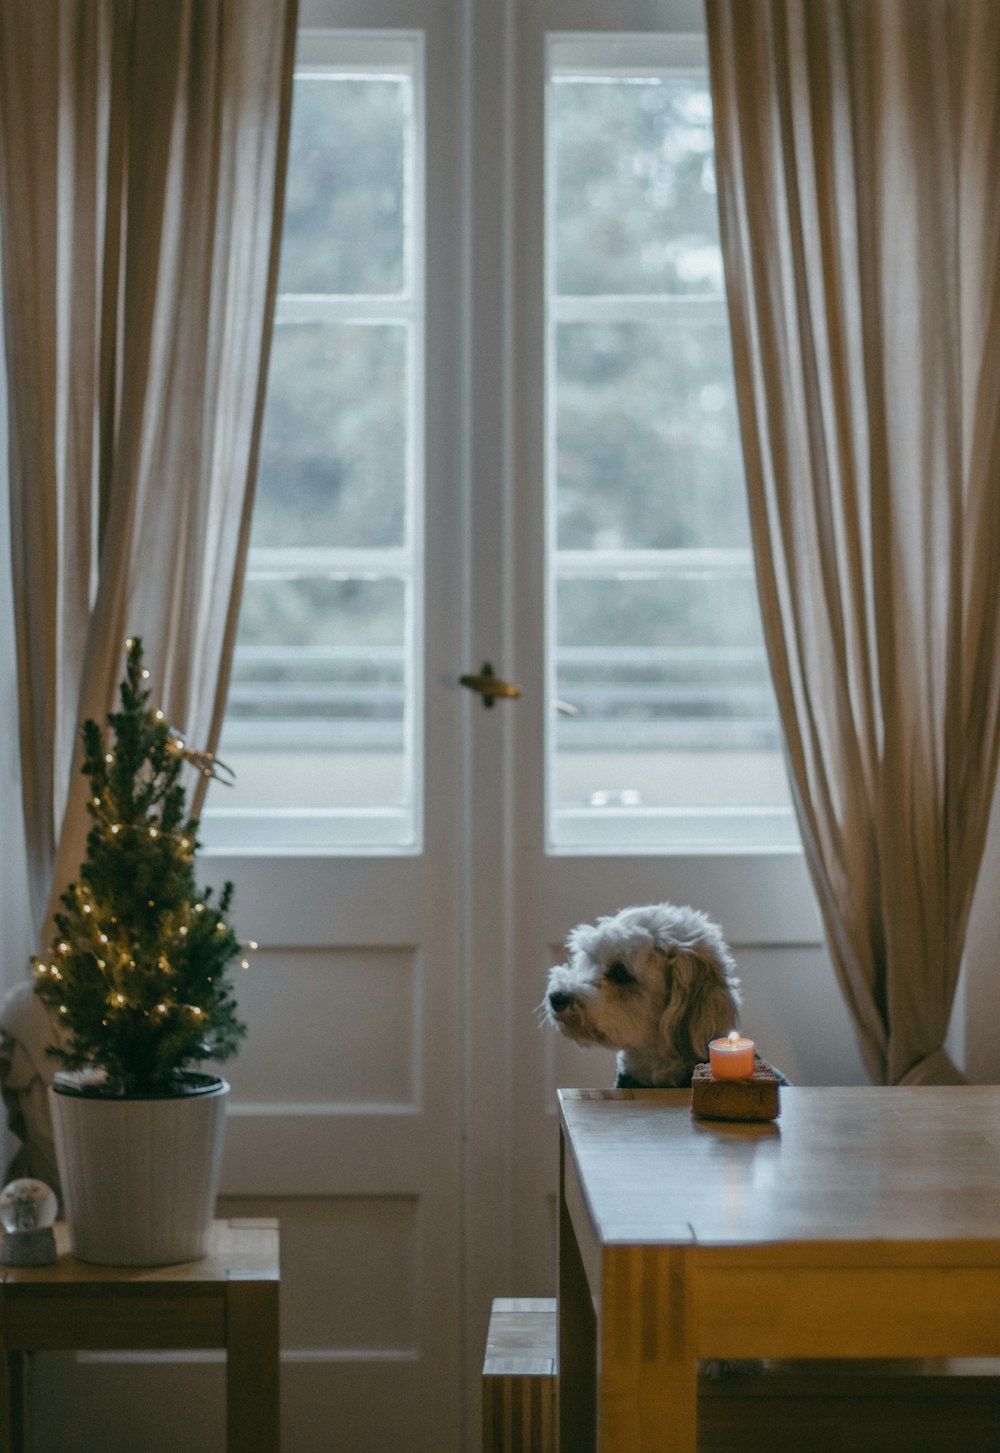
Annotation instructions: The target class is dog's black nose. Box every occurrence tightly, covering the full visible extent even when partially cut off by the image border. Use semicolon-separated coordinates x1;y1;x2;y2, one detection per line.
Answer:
548;990;574;1014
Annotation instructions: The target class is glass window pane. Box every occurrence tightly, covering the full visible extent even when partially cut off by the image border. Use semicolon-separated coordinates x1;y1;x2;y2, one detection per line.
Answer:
218;577;409;813
555;319;746;551
554;575;787;817
547;44;795;851
279;75;409;296
557;573;766;653
254;323;408;550
553;76;721;296
205;37;422;853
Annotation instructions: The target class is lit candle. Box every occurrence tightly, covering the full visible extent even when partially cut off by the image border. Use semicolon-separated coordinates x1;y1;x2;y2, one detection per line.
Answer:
709;1030;756;1079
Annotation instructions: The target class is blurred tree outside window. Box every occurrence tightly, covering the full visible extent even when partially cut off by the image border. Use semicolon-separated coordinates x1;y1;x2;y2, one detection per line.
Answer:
547;51;795;849
205;35;795;854
207;42;421;852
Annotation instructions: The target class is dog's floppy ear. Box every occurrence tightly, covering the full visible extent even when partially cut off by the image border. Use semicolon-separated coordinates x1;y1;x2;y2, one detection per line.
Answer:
657;935;742;1066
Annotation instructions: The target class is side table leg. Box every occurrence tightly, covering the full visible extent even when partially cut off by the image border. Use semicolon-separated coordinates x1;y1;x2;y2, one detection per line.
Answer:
226;1277;280;1453
0;1350;26;1453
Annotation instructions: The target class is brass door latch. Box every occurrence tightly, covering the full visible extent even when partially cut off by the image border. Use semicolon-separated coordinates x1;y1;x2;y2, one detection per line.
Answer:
458;662;521;708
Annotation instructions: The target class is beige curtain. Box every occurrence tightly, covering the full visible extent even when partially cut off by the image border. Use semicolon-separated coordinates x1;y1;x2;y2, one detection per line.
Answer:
0;0;296;1175
0;0;297;933
705;0;1000;1084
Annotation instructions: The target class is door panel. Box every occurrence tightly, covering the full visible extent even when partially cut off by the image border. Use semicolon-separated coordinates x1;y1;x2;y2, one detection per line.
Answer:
502;0;861;1317
203;9;468;1447
210;851;463;1453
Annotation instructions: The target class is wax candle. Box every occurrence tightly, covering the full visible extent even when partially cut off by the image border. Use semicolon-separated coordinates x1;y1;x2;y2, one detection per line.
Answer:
708;1030;756;1079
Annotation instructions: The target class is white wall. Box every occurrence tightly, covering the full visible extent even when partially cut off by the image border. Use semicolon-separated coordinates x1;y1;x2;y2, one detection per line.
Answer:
733;941;868;1086
0;298;31;992
0;295;34;1184
964;783;1000;1083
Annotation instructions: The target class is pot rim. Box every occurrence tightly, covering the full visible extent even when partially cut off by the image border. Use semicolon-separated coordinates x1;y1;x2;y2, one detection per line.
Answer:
51;1069;230;1102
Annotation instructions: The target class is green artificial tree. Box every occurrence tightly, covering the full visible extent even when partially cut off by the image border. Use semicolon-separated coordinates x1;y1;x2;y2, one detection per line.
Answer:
33;637;248;1096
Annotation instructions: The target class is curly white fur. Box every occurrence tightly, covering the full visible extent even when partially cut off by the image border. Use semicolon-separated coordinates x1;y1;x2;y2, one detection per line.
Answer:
542;902;742;1088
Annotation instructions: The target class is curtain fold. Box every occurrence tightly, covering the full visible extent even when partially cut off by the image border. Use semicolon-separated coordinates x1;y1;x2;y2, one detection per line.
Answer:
0;0;297;1174
0;0;297;936
706;0;1000;1083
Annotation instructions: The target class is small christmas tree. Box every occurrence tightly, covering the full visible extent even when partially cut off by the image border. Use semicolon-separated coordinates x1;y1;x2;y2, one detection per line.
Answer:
33;637;248;1096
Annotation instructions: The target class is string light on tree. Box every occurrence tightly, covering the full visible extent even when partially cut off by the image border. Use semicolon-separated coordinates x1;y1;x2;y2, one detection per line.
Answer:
31;636;249;1097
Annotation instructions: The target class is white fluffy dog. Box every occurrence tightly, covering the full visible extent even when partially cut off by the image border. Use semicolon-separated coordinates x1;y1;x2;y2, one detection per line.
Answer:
544;900;763;1383
543;901;742;1088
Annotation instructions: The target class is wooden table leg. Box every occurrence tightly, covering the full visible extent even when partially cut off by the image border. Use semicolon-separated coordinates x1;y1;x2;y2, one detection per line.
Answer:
558;1132;596;1453
226;1275;281;1453
602;1246;697;1453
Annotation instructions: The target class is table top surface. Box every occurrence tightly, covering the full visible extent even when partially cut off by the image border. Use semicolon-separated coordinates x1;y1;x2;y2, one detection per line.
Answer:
559;1086;1000;1249
0;1217;280;1286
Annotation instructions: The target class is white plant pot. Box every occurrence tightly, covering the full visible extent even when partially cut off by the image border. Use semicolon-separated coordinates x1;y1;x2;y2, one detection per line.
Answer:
49;1073;229;1266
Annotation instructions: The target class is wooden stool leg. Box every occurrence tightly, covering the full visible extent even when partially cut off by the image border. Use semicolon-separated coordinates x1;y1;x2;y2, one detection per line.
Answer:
226;1277;281;1453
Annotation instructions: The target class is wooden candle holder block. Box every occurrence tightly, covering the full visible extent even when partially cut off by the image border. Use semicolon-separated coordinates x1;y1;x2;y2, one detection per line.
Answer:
691;1057;781;1122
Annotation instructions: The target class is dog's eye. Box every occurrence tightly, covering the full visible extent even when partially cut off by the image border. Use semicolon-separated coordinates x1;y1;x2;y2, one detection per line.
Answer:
605;961;633;986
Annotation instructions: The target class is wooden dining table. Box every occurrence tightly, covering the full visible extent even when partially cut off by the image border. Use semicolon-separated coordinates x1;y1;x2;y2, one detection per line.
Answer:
557;1085;1000;1453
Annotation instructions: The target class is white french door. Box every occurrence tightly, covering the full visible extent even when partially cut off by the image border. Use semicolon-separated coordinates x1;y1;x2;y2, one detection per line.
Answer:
207;6;468;1451
490;0;829;1336
463;2;853;1438
29;4;858;1452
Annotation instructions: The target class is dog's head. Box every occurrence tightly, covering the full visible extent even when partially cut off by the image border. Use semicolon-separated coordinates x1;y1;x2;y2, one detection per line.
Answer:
542;902;742;1085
